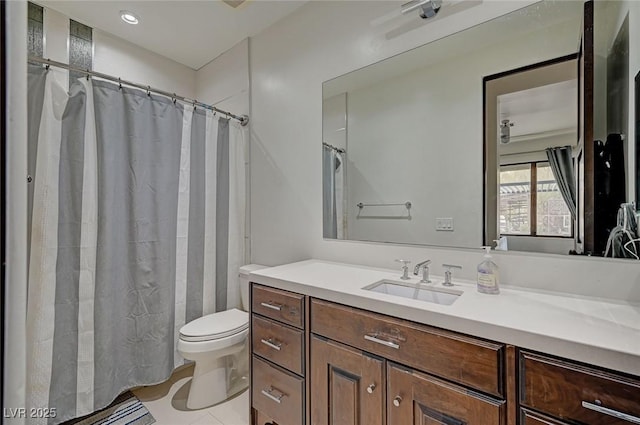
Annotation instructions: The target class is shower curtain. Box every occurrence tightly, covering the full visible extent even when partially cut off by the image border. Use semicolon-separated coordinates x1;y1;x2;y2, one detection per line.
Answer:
545;146;577;220
322;146;345;239
26;66;246;424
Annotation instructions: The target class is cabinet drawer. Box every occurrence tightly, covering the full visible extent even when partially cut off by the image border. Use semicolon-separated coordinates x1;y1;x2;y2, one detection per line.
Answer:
253;409;277;425
387;362;505;424
252;356;304;425
252;314;304;375
311;298;504;397
521;408;570;425
252;284;304;329
520;351;640;424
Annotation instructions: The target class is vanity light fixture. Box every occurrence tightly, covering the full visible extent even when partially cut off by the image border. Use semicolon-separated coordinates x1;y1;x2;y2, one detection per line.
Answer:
401;0;442;19
120;10;139;25
500;119;514;144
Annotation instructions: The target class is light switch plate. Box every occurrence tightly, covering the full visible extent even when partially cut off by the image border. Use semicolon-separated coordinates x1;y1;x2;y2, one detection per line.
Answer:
436;217;454;231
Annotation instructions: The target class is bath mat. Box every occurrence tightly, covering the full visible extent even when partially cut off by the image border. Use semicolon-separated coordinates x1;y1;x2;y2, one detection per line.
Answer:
63;392;155;425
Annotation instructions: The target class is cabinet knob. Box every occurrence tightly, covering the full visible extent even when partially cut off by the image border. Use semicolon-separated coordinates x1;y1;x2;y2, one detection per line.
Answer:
393;395;402;407
366;383;376;394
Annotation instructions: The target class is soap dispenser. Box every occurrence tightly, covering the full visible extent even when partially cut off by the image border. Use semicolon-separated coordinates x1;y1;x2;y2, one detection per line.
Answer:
477;246;500;294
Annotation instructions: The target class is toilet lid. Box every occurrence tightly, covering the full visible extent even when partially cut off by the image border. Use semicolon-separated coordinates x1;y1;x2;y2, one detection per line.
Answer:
179;308;248;342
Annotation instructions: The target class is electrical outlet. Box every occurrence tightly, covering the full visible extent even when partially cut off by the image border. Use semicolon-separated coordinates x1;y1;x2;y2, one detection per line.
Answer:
436;217;454;231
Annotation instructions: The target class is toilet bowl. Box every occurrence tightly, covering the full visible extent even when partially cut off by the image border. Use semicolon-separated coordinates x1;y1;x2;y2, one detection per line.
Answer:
177;264;268;410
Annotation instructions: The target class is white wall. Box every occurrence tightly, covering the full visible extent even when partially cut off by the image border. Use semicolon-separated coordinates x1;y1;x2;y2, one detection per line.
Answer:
248;0;640;303
196;39;249;116
195;39;251;264
42;7;196;98
322;94;346;150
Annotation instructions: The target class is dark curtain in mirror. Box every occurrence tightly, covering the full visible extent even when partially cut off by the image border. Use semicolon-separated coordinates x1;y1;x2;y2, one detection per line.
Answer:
545;146;577;219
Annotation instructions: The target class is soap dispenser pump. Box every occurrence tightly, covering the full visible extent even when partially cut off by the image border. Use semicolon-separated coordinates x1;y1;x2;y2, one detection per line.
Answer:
477;246;500;294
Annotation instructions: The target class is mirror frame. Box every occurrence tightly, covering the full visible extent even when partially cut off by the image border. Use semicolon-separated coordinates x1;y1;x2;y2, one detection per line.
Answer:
483;53;580;249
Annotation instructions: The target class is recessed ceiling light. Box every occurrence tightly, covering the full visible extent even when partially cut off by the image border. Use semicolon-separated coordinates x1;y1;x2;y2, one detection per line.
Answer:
120;10;139;25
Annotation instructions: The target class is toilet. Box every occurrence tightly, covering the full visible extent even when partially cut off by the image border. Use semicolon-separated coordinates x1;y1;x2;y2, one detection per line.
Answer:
177;264;268;410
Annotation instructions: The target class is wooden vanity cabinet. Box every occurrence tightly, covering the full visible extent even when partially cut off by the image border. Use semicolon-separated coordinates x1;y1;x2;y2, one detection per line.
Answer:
250;283;640;425
252;284;304;328
520;408;571;425
253;410;278;425
520;351;640;424
250;284;307;425
309;298;508;425
310;335;385;425
310;298;504;397
387;362;506;424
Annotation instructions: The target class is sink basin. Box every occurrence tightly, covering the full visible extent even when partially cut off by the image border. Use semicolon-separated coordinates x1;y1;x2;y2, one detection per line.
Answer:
363;280;462;306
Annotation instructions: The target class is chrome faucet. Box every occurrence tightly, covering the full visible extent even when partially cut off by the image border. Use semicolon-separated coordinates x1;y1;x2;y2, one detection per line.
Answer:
442;264;462;287
395;259;411;280
413;260;431;283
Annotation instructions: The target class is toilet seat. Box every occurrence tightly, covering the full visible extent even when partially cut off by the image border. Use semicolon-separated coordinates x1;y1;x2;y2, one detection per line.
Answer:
179;308;248;342
178;327;248;355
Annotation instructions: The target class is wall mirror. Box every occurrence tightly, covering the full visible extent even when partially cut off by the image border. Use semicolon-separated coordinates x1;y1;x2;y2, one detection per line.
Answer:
322;0;638;259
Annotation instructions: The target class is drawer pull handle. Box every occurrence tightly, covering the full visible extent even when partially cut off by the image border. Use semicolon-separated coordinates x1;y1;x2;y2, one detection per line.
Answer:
393;396;402;407
261;386;286;404
582;401;640;424
365;334;400;349
366;383;376;394
260;301;283;311
260;338;282;351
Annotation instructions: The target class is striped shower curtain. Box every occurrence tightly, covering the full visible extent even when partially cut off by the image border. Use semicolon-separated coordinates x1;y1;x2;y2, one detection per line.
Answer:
25;65;246;424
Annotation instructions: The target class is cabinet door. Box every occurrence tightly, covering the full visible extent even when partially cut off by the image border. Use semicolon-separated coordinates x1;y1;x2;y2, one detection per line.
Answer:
387;363;506;425
310;335;385;425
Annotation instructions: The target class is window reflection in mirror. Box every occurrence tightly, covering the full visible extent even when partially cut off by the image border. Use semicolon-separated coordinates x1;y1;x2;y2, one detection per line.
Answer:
499;163;573;238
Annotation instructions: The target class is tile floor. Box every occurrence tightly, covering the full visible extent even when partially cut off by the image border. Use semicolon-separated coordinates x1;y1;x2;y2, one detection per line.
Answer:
133;365;250;425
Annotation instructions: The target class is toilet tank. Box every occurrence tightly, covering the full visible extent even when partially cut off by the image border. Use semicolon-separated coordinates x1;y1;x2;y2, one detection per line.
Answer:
238;264;269;311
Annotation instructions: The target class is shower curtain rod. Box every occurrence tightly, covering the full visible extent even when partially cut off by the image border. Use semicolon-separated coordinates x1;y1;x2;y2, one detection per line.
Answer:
28;56;249;126
322;142;345;154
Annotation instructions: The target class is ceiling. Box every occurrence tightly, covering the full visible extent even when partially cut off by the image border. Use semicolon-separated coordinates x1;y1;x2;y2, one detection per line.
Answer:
37;0;307;70
498;79;578;142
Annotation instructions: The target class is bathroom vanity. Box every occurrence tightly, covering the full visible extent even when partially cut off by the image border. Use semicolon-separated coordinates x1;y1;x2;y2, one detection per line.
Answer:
248;260;640;425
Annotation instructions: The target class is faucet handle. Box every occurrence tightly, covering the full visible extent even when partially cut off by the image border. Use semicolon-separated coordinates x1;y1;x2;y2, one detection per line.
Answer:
442;264;462;287
395;259;411;280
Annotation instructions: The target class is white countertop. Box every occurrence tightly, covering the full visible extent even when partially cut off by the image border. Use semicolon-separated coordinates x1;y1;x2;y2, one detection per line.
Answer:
250;259;640;377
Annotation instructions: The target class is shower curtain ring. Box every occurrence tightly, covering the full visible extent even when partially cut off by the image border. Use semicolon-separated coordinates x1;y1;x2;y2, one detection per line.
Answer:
86;69;91;81
118;78;122;90
193;100;197;111
172;93;177;104
146;86;151;97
